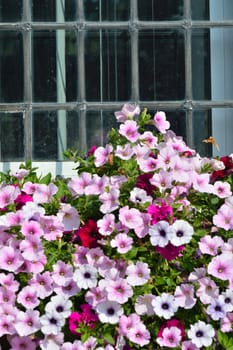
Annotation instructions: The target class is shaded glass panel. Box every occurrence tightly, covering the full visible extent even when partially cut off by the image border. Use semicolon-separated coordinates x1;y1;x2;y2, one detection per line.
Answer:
138;0;183;20
191;0;209;20
84;0;130;21
0;0;22;22
139;30;185;100
209;0;233;21
85;30;131;101
212;108;233;157
0;31;23;102
86;110;118;149
33;111;57;160
32;0;56;21
193;110;212;157
192;29;211;100
33;30;77;102
210;28;233;100
0;113;24;161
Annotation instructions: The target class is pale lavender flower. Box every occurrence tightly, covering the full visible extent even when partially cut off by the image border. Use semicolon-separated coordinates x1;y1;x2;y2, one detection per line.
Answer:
115;144;134;160
114;103;140;122
95;300;123;324
94;144;113;167
85;286;107;307
170;220;194;246
221;237;233;254
152;293;179;319
45;295;72;318
110;233;133;254
181;340;199;350
174;284;196;309
54;279;80;297
8;335;36;350
213;180;232;198
129;187;152;204
84;174;109;196
220;312;233;332
191;172;213;193
150;170;173;192
206;297;227;320
138;156;158;172
0;315;15;337
40;309;65;335
99;188;120;214
149;220;171;247
57;203;80;231
0;272;19;292
153;111;170;134
17;285;40;309
51;260;73;287
208;253;233;280
140;131;158;148
213;204;233;230
20;235;44;261
134;212;151;238
127;322;150;347
73;264;98;289
126;261;150;286
0;246;24;272
83;336;97;350
40;215;64;241
106;278;133;304
15;309;41;336
220;288;233;312
33;183;58;203
29;271;53;299
119;206;143;229
0;286;16;304
199;234;224;256
68;173;92;196
21;201;45;221
135;294;156;316
97;214;116;236
188;267;206;282
196;277;219;304
10;168;29;179
187;321;215;348
118;313;141;336
119;120;139;142
40;332;64;350
0;184;20;208
157;326;182;348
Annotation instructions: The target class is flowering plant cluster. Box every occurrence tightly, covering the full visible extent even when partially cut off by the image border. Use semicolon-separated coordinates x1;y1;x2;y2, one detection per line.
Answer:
0;105;233;349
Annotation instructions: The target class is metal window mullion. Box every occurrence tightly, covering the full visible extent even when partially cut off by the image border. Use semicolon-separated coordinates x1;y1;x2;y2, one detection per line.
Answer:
184;0;194;148
77;0;87;152
23;0;32;161
130;0;139;102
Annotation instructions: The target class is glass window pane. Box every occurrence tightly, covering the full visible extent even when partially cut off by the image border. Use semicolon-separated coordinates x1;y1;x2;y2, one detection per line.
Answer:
85;30;131;101
33;30;77;102
138;0;183;20
32;0;56;21
33;111;58;160
209;0;233;21
84;0;130;21
212;108;233;156
192;29;211;100
0;31;23;102
210;28;233;100
191;0;209;20
0;0;22;22
86;110;118;150
139;30;185;100
0;113;24;161
193;110;212;156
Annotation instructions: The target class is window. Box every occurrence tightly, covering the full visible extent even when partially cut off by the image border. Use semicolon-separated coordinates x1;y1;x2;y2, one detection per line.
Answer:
0;1;232;175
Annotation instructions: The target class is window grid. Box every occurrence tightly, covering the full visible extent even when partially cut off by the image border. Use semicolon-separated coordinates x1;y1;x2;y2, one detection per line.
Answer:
0;0;233;161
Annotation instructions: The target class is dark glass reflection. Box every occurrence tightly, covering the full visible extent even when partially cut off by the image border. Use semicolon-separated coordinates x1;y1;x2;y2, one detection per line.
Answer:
192;110;212;156
0;114;24;161
84;0;130;21
138;0;183;20
0;32;23;102
192;29;211;100
32;0;56;21
33;112;57;160
86;110;118;149
0;0;22;22
33;31;77;102
85;30;131;101
191;0;209;20
139;30;185;100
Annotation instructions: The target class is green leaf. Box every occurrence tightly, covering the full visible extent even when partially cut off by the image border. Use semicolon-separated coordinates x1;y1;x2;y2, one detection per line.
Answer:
39;173;52;184
103;333;115;345
218;330;233;349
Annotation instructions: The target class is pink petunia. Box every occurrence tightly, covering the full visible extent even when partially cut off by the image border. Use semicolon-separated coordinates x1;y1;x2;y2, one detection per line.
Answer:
153;111;170;134
119;120;140;143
